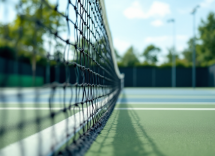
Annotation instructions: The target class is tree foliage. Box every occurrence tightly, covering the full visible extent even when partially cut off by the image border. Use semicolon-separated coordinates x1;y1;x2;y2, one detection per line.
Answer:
142;44;160;64
182;38;193;63
0;0;64;65
197;12;215;66
182;12;215;66
166;47;179;63
120;46;139;67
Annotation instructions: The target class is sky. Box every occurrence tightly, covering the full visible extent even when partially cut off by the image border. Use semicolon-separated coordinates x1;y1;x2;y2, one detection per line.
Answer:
0;0;214;64
104;0;215;64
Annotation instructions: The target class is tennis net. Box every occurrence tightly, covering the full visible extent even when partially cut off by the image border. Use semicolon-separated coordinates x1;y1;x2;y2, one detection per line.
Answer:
0;0;124;155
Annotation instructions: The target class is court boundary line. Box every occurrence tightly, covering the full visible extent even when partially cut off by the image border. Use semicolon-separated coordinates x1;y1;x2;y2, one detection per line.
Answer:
0;91;118;156
1;107;215;111
2;102;215;105
115;108;215;110
117;102;215;105
0;107;69;110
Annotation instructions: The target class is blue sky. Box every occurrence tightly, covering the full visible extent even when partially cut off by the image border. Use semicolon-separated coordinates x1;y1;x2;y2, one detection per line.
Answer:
0;0;214;63
104;0;215;63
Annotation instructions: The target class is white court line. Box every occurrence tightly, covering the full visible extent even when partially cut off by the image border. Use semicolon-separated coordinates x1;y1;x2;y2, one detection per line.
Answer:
0;107;79;110
0;107;61;110
1;107;215;111
0;90;118;156
115;108;215;110
1;102;215;105
117;102;215;105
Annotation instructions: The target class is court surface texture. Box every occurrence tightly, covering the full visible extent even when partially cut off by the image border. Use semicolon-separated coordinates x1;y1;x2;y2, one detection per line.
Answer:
0;88;215;156
86;88;215;156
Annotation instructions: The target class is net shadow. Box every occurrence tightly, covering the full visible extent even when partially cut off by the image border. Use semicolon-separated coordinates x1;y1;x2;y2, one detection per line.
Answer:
86;90;165;156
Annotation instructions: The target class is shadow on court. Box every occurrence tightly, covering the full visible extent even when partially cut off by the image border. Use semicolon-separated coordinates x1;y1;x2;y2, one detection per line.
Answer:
86;91;165;156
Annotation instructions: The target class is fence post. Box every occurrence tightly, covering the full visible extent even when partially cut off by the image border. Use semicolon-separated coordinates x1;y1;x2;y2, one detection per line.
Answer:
133;67;136;87
152;67;156;87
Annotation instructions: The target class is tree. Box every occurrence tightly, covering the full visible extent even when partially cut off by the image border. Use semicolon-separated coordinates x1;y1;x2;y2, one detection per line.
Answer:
0;0;66;85
142;44;160;64
166;47;179;63
0;0;65;64
182;39;193;63
120;46;139;67
197;12;215;66
181;38;201;66
182;12;215;66
160;47;191;67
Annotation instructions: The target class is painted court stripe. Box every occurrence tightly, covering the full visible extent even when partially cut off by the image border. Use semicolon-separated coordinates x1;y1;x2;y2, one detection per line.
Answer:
0;91;118;156
0;107;63;110
115;108;215;110
1;107;215;111
117;102;215;105
2;102;214;105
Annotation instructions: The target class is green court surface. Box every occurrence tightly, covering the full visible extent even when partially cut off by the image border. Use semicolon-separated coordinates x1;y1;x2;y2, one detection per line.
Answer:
86;88;215;156
1;88;215;156
0;110;76;149
86;106;215;156
115;104;215;108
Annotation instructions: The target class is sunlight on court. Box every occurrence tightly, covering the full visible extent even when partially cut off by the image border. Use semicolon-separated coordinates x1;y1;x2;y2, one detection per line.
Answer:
86;88;215;156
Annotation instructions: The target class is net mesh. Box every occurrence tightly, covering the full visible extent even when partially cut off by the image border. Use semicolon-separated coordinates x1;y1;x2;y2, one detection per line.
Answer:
0;0;123;155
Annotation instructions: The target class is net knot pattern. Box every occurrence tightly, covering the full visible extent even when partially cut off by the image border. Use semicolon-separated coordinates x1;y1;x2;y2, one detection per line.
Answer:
0;0;123;155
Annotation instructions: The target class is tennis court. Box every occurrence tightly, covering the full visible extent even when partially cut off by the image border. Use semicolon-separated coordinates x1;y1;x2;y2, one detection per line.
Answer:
1;0;215;155
0;0;123;155
86;88;215;156
1;88;215;156
0;86;120;156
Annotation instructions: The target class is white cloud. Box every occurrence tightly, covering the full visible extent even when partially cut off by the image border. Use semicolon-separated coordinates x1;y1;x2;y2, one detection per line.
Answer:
123;1;147;19
177;46;185;52
123;1;171;19
177;0;215;15
144;36;169;44
151;19;164;27
178;0;215;15
144;35;189;44
148;1;171;18
113;38;131;54
200;0;215;7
